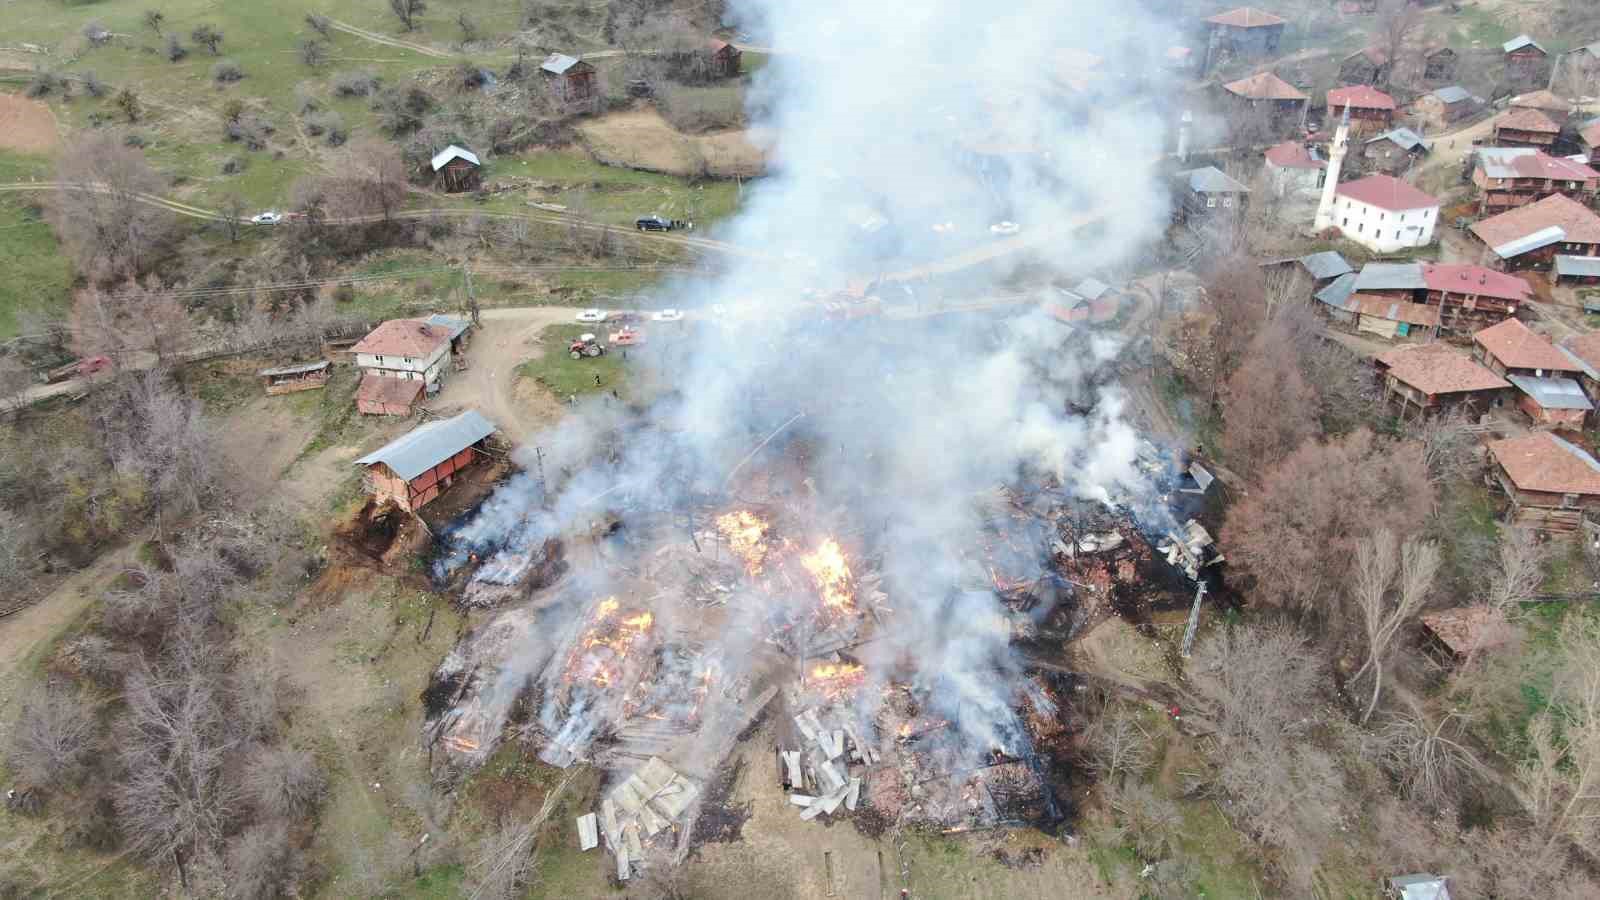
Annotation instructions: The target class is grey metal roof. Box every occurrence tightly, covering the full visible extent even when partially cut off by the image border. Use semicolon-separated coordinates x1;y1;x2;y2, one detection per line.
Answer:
540;53;583;74
1388;874;1451;900
1508;374;1594;410
1073;278;1111;300
1366;127;1431;152
1175;166;1250;194
355;410;497;481
1315;272;1357;308
430;144;480;172
421;314;471;339
1503;35;1546;54
1556;254;1600;277
1558;344;1600;378
1355;262;1426;291
1493;225;1566;259
1475;146;1538;178
1300;250;1353;280
1432;86;1470;104
257;360;330;377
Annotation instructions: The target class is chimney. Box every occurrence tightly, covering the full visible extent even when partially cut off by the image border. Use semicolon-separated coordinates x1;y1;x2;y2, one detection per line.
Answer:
1480;273;1487;284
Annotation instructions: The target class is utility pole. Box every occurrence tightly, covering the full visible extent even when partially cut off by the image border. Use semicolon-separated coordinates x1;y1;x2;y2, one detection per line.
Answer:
533;446;549;510
1181;580;1208;658
462;261;480;326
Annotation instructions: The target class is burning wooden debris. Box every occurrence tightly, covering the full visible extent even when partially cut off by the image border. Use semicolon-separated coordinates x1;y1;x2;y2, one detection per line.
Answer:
1158;518;1223;582
779;703;877;823
590;756;701;881
457;537;567;609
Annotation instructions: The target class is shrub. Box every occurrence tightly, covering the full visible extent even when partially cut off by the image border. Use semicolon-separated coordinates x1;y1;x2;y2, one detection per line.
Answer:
225;115;275;151
304;110;347;146
164;34;187;63
220;156;248;175
333;283;356;303
243;745;325;819
212;59;244;84
331;69;379;98
123;132;148;148
25;71;63;98
298;38;327;69
82;21;111;46
657;84;745;134
82;71;106;97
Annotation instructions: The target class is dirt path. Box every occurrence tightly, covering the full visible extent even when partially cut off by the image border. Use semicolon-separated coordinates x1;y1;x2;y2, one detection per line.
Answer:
327;20;453;59
432;306;580;442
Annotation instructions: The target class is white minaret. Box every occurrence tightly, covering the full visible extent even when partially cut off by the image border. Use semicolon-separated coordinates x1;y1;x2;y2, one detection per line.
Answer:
1313;104;1350;234
1177;110;1193;163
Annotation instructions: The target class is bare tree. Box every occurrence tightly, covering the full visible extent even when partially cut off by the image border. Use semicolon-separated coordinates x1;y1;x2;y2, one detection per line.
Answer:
8;682;98;790
1513;617;1600;860
1190;621;1323;747
1367;711;1481;808
1085;703;1155;786
220;194;246;242
1222;429;1433;613
1485;526;1547;612
1406;405;1479;486
305;13;331;37
1351;530;1438;724
1219;323;1319;475
1104;779;1181;859
225;820;301;900
243;745;324;820
457;11;478;43
389;0;427;32
191;24;224;55
0;507;29;588
1371;0;1423;90
51;134;176;282
144;9;165;35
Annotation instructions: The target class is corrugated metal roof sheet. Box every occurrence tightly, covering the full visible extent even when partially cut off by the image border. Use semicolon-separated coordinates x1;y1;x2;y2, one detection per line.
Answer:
1366;127;1430;152
257;360;329;377
356;410;497;481
540;53;583;74
1073;278;1111;300
1503;35;1546;54
1300;251;1353;280
1355;262;1426;291
430;145;480;172
1432;86;1470;103
1315;272;1357;308
1508;374;1594;410
1175;166;1251;194
421;314;471;340
1492;225;1565;259
1556;255;1600;277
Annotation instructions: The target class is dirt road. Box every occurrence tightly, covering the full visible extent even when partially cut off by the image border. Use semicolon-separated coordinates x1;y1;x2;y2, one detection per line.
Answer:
432;306;579;442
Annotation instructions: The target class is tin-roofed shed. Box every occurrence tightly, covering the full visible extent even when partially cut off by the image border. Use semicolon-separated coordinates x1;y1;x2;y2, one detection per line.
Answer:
356;410;498;511
258;360;330;395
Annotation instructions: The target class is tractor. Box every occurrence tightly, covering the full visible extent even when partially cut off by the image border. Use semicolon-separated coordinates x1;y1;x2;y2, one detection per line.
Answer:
569;333;607;359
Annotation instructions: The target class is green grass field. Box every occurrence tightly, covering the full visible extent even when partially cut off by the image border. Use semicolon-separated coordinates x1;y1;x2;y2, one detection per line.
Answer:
0;149;73;338
516;323;633;399
481;148;744;228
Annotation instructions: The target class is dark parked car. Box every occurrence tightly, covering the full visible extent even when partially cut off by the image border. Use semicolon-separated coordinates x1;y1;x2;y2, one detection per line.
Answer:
635;215;692;232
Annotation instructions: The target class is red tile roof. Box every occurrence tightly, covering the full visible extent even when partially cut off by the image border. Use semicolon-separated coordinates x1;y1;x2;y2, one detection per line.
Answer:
1582;122;1600;149
1328;84;1396;111
1496;106;1562;134
1224;71;1307;102
1264;141;1325;169
356;373;424;406
1422;606;1512;655
1564;331;1600;373
1470;193;1600;250
1335;174;1438;211
1419;263;1532;303
1377;344;1509;395
1352;294;1439;326
1207;6;1287;27
1489;431;1600;496
1487;150;1599;181
1473;318;1582;372
352;319;453;358
1510;89;1569;113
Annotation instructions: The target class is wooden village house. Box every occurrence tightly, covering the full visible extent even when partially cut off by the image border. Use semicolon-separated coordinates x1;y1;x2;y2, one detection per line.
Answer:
1510;90;1571;127
1556;254;1600;286
1419;263;1530;332
1423;46;1457;83
1362;128;1430;176
1581;120;1600;161
1373;343;1508;418
1472;148;1600;215
1413;86;1475;128
1503;35;1549;86
1560;332;1600;401
1492;106;1561;150
1507;373;1591;429
1220;72;1308;133
355;410;497;513
1420;607;1513;662
541;53;599;104
1488;431;1600;534
257;360;330;395
706;39;742;79
1171;166;1250;221
1328;85;1396;131
430;145;481;193
1338;47;1390;87
1203;7;1286;73
1471;318;1583;380
356;375;424;417
350;315;472;416
1470;193;1600;270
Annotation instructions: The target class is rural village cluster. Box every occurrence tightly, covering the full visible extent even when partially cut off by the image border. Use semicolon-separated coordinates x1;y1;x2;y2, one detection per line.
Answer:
15;1;1600;898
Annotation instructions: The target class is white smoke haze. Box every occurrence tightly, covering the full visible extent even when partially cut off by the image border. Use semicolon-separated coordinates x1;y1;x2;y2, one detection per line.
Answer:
435;0;1182;775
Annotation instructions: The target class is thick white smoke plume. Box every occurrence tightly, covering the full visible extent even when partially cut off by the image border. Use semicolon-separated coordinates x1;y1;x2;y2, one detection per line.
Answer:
439;0;1181;769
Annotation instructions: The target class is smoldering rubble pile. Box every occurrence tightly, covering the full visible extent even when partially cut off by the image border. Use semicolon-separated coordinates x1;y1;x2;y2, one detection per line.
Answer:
780;704;872;820
574;756;701;881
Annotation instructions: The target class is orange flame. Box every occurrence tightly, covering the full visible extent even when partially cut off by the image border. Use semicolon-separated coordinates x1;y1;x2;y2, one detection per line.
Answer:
800;538;855;612
596;597;620;619
810;662;865;681
717;510;770;574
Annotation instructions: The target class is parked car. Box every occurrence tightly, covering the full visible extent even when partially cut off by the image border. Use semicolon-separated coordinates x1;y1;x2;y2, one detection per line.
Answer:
575;308;609;323
43;355;112;384
250;211;283;225
635;215;692;232
989;221;1021;236
651;308;684;322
